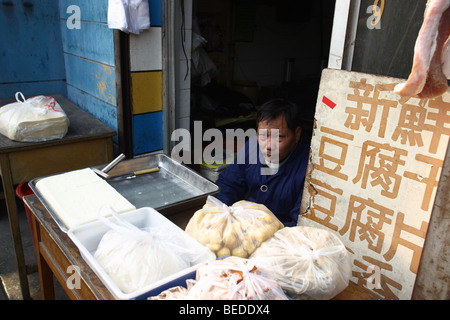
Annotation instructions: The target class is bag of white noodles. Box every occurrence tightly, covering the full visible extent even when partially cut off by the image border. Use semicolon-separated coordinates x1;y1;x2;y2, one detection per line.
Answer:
94;206;213;295
250;226;351;300
185;196;284;258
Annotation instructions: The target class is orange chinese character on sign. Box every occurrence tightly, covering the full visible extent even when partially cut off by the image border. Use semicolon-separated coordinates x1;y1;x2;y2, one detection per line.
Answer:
423;95;450;154
345;79;397;138
315;126;354;181
383;212;429;274
353;141;408;199
307;177;343;231
392;95;449;154
403;154;444;211
391;96;427;147
340;195;394;253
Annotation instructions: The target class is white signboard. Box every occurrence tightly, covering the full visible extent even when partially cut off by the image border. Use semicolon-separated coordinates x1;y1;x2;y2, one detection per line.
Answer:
299;69;450;299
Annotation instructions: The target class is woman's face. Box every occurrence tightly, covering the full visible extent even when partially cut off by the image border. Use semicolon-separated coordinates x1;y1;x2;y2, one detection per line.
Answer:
257;114;301;163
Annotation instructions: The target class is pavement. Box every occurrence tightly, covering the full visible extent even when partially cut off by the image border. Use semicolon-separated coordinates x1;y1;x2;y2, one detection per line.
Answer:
0;192;68;300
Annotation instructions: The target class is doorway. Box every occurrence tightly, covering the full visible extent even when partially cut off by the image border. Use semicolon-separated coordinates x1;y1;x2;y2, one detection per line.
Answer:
188;0;336;135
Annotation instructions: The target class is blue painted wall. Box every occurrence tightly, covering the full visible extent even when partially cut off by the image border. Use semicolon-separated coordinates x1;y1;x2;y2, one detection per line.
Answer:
59;0;118;143
0;0;163;152
133;112;163;154
0;0;118;143
149;0;162;26
0;0;66;98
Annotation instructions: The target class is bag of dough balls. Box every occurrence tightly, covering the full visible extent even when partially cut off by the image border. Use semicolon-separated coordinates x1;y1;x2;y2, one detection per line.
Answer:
94;206;212;295
0;92;69;142
250;226;351;300
186;256;288;300
185;196;283;258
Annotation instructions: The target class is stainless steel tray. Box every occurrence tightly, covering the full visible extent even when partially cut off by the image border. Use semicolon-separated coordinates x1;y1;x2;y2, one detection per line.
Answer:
29;154;220;232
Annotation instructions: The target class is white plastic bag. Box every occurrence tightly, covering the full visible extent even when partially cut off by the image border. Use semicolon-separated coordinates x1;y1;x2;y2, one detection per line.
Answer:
186;256;288;300
0;92;68;142
250;226;351;300
94;206;211;294
107;0;150;34
185;196;283;258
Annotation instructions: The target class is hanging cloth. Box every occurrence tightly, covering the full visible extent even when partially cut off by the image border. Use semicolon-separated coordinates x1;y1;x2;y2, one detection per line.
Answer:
107;0;150;35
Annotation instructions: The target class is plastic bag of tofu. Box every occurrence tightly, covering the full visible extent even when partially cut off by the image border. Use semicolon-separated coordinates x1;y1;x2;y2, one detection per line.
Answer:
0;92;69;142
250;226;352;300
185;196;283;258
94;206;210;295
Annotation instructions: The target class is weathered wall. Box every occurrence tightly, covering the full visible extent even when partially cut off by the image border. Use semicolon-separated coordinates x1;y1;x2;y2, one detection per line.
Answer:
0;0;66;98
412;144;450;300
58;0;118;143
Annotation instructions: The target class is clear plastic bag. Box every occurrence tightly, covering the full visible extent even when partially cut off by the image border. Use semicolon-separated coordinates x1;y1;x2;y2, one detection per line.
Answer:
250;226;351;300
148;286;189;300
94;206;211;294
0;92;69;142
186;256;288;300
185;196;283;258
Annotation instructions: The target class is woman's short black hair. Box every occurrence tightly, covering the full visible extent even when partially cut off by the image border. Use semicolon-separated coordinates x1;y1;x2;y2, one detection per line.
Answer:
256;98;301;132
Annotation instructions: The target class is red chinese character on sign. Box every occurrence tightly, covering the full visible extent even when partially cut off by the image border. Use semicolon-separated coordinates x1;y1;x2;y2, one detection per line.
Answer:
383;212;429;274
345;79;397;138
353;141;408;199
340;195;394;254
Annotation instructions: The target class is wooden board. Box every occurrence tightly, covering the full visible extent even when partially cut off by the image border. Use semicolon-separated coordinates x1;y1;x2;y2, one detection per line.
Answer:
299;69;450;299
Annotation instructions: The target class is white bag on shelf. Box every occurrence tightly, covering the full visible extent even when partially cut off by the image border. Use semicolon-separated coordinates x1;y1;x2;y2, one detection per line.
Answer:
0;92;69;142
